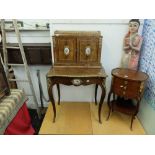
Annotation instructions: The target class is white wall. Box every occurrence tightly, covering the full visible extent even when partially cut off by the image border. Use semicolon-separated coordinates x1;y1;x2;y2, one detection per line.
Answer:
13;66;51;109
7;19;144;108
138;98;155;134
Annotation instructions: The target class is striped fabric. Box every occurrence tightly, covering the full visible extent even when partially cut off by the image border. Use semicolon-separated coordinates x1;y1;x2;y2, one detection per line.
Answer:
0;89;27;134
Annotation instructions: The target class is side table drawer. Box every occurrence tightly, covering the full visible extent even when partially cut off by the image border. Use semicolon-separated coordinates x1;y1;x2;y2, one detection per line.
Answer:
112;77;141;99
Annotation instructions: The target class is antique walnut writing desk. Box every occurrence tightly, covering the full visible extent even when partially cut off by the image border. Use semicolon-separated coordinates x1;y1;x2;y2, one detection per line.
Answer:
106;68;148;130
47;31;107;123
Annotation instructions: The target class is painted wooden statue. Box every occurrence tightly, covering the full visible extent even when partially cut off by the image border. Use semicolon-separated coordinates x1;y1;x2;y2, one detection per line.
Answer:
121;19;143;70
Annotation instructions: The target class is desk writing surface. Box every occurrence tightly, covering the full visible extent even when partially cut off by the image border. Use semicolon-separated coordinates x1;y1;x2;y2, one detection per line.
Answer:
47;67;107;78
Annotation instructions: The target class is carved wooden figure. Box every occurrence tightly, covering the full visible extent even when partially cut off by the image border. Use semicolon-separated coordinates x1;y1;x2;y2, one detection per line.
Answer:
121;19;143;70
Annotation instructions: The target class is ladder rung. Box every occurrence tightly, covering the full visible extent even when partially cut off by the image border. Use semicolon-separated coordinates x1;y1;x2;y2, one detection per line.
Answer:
8;79;29;82
26;94;34;96
6;46;20;49
8;63;24;66
4;28;15;32
8;68;13;72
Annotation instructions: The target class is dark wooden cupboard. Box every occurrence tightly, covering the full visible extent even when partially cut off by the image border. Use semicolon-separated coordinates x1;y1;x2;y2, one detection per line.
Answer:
0;43;52;65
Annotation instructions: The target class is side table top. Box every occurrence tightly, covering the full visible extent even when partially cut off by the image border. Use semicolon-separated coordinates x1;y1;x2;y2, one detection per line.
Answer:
112;68;149;81
47;67;107;78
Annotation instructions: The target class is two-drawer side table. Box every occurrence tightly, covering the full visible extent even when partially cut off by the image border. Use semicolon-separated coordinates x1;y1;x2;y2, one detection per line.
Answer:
106;68;148;130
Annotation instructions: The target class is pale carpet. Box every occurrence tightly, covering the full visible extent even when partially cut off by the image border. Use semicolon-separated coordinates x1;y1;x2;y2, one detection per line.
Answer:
39;102;145;135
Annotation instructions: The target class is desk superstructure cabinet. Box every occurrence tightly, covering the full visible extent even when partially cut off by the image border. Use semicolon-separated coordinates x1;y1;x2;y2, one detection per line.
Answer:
52;31;102;68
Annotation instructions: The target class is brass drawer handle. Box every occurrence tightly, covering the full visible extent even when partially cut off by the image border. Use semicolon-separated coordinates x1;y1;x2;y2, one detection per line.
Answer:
120;85;127;90
124;86;127;90
123;91;126;95
140;82;144;93
124;81;128;84
72;79;82;86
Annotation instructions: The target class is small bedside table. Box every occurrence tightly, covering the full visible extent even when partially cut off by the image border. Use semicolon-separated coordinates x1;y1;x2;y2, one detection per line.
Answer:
106;68;148;130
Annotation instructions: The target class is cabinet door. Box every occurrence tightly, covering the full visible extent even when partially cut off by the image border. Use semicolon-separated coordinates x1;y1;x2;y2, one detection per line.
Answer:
0;59;10;100
54;37;76;64
26;47;41;64
8;49;23;64
41;47;52;64
77;37;100;64
6;44;51;65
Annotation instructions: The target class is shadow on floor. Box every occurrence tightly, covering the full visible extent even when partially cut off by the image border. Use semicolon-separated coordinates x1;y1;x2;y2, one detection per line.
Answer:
28;108;47;134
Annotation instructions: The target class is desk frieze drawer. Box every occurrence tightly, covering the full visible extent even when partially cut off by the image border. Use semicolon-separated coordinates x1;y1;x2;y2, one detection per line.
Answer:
49;77;104;86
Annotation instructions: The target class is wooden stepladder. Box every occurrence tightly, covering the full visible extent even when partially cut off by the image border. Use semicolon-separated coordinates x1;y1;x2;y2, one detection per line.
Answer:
0;19;41;118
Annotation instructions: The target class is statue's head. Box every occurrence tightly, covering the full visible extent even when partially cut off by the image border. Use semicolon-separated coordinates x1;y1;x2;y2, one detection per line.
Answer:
128;19;140;34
